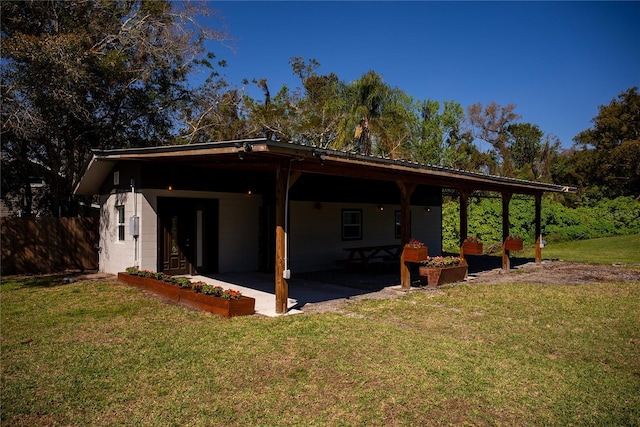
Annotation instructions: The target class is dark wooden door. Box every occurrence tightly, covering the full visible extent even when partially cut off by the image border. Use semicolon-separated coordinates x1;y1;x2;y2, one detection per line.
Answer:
158;198;219;276
159;200;192;275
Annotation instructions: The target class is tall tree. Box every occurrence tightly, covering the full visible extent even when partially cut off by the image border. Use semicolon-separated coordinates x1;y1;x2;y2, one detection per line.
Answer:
180;73;249;144
341;71;390;155
337;70;414;157
569;87;640;199
467;102;522;177
1;0;224;216
243;78;296;141
288;57;347;147
413;99;469;167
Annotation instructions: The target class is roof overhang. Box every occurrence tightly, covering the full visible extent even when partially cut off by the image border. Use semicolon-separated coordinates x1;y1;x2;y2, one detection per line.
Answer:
74;138;577;196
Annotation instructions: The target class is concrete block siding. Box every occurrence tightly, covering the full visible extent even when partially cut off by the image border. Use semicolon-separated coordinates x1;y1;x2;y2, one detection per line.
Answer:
99;191;441;275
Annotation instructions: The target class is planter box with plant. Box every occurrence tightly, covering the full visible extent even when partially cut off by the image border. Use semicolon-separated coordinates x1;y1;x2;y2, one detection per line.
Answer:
418;256;468;286
118;268;255;318
504;236;524;251
462;237;483;255
402;238;428;262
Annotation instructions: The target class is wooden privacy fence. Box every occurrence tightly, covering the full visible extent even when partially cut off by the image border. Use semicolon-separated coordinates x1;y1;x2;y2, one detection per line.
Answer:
1;217;99;275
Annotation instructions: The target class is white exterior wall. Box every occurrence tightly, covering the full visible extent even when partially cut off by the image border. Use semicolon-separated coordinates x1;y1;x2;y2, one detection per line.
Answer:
99;190;442;275
99;189;262;275
99;191;138;274
412;206;442;256
288;201;442;273
217;193;261;272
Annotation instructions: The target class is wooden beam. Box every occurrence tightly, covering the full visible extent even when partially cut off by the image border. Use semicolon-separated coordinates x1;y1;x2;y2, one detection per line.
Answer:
275;162;288;314
535;193;542;263
501;192;513;270
289;170;302;189
397;181;417;290
293;156;556;196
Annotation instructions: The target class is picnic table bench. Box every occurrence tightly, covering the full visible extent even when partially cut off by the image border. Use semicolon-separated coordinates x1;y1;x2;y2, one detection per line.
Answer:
340;244;402;267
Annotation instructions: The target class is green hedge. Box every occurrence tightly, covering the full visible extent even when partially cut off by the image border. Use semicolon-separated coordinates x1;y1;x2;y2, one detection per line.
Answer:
442;196;640;251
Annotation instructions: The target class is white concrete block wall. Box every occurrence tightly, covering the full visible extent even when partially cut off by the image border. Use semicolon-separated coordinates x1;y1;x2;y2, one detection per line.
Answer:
217;193;261;272
100;189;262;275
139;191;158;272
99;192;137;274
289;201;442;273
410;206;442;256
137;189;262;274
98;190;442;275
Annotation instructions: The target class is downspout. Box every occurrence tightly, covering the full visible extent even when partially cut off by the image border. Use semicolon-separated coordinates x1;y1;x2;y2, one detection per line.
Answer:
131;180;139;268
283;159;292;279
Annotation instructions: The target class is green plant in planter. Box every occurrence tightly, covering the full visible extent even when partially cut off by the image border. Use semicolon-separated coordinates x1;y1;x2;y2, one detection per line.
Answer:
222;289;243;300
122;267;243;299
191;281;206;293
406;238;426;248
201;284;242;300
420;256;462;268
175;277;192;288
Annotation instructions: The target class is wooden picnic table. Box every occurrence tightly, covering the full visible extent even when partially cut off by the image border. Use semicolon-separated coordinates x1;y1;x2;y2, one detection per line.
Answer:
342;244;401;266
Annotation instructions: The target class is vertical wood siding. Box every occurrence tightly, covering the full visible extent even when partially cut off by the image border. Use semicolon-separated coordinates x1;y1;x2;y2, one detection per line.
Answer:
1;217;98;275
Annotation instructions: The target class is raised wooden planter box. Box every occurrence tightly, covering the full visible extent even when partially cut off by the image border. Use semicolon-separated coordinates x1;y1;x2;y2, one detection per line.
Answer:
180;291;256;317
117;273;255;318
402;246;428;262
504;239;524;251
462;242;483;255
419;265;468;286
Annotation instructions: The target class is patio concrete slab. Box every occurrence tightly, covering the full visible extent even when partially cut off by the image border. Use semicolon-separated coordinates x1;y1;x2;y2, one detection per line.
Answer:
189;273;301;317
189;272;399;317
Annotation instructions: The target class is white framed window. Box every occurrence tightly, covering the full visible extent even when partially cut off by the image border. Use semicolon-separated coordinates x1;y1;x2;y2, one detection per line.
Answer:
342;209;362;240
116;205;125;241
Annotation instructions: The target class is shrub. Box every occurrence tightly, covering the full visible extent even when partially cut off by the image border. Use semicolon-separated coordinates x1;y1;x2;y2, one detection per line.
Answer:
442;196;640;250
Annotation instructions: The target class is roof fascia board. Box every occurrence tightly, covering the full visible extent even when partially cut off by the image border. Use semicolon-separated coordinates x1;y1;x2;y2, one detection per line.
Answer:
77;139;576;196
92;138;268;158
263;141;575;194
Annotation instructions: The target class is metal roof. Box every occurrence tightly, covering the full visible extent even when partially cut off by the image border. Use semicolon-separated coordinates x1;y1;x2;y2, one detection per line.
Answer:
74;138;577;196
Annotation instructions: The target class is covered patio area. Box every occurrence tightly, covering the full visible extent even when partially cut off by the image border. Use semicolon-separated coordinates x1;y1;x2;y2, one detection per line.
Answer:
187;270;406;317
187;253;536;317
75;138;576;315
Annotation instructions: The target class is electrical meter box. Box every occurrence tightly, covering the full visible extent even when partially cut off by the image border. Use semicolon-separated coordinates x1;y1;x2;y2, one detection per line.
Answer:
129;216;140;237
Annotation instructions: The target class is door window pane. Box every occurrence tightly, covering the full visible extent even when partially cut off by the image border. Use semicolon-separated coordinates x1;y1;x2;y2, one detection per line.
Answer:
171;215;178;254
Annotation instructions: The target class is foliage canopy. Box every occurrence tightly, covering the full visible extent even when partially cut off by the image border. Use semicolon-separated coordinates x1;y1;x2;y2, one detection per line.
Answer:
2;1;638;217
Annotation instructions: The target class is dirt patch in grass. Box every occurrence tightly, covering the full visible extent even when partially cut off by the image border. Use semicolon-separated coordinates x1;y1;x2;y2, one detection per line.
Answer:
302;261;640;314
469;260;640;285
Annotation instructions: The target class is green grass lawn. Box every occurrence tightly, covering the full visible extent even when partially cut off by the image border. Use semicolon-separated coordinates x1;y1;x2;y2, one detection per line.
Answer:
525;234;640;265
2;269;639;426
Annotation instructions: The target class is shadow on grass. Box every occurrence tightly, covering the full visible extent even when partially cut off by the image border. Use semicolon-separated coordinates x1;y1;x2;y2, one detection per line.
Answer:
3;271;99;289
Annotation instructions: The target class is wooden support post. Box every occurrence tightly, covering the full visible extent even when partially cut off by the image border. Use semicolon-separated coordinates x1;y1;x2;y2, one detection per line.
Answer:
459;191;469;247
501;192;512;271
397;181;417;290
459;190;470;261
535;193;542;264
274;162;288;314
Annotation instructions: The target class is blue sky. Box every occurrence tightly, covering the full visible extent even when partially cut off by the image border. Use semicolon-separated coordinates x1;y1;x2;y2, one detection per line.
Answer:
200;1;639;149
